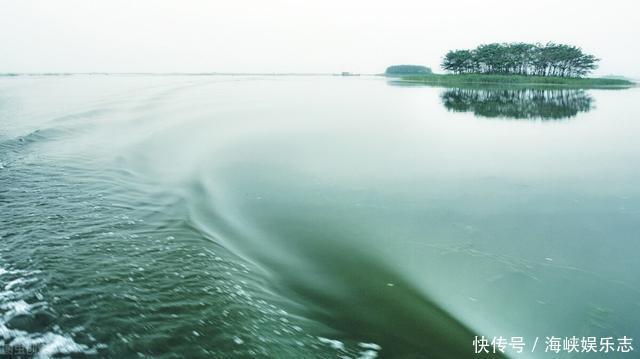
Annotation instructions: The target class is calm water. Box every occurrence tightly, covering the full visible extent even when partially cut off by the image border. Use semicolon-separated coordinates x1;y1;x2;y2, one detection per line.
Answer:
1;75;639;358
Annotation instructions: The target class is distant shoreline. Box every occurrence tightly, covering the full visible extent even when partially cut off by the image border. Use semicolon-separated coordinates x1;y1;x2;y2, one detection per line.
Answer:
1;72;636;89
0;72;342;77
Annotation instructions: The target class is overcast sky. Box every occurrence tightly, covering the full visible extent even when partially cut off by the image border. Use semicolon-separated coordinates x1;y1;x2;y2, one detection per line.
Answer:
1;0;638;77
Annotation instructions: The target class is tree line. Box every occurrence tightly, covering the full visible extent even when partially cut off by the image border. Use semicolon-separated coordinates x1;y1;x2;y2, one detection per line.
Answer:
441;43;599;77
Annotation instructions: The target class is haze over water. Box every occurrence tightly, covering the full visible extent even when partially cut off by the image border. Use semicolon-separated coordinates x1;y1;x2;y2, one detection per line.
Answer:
1;75;639;358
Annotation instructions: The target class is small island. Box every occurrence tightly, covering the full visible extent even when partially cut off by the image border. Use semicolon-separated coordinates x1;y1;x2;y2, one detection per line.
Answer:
385;65;433;76
389;42;635;88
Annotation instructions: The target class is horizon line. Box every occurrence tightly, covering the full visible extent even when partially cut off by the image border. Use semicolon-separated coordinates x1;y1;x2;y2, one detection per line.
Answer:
0;72;384;76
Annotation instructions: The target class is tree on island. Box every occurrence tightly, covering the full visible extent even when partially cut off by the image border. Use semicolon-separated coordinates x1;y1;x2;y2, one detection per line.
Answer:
385;65;433;75
441;43;599;77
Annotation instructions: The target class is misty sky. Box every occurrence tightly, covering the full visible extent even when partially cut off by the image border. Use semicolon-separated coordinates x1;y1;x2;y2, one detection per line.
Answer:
1;0;638;77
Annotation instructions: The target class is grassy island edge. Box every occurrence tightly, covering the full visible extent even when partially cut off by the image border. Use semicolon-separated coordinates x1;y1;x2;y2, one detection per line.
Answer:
394;73;635;89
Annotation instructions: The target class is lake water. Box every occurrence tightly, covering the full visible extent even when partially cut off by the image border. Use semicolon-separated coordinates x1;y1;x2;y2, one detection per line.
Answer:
1;75;639;358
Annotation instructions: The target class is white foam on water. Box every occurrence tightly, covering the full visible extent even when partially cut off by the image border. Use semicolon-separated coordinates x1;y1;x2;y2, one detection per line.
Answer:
12;332;94;359
358;342;381;350
1;323;21;339
1;299;33;316
0;264;99;357
317;337;383;357
318;337;345;351
4;277;33;291
357;349;379;359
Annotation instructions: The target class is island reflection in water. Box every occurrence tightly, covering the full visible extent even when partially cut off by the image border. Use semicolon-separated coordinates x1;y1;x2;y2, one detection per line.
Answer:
440;87;593;120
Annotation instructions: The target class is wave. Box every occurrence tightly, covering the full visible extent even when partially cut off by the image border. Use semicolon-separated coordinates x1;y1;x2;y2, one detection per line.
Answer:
11;75;636;358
